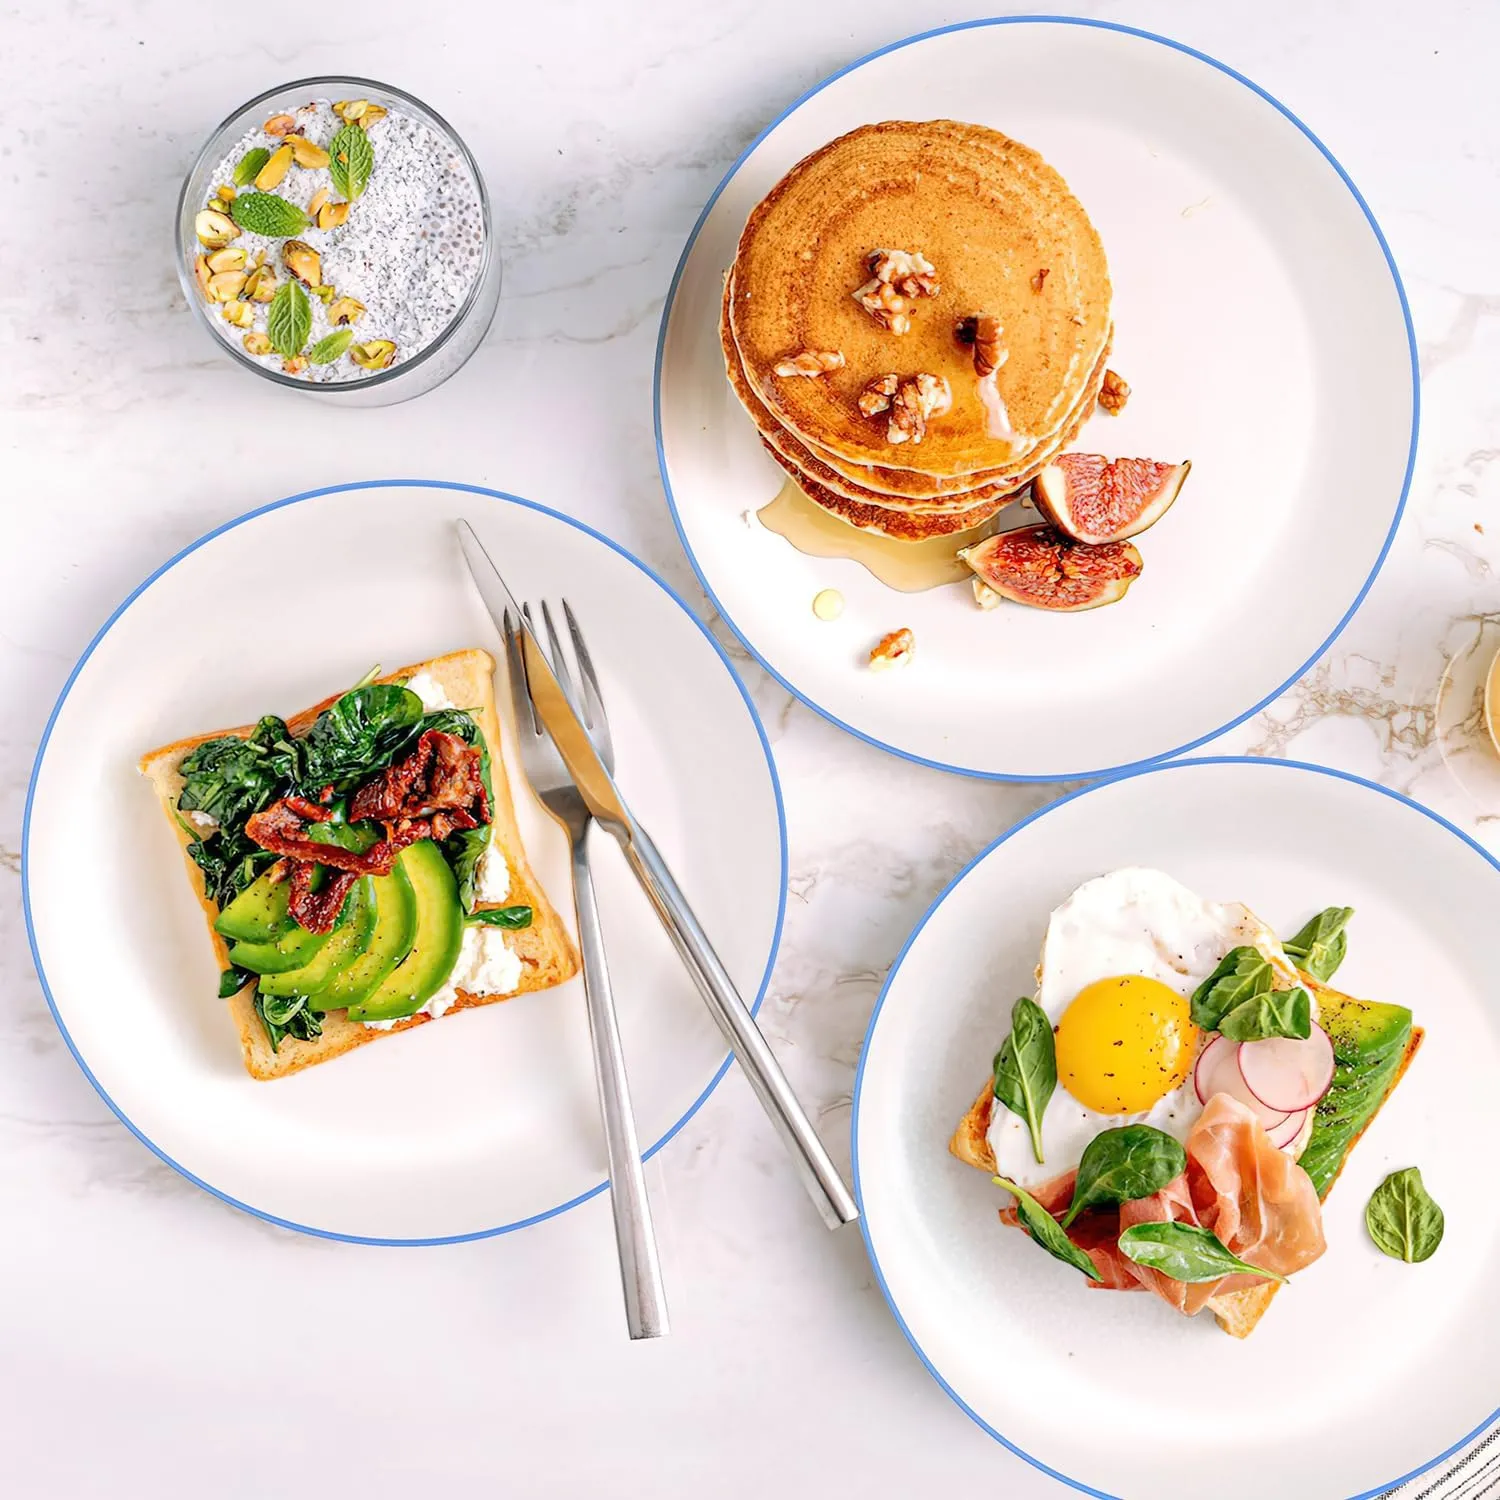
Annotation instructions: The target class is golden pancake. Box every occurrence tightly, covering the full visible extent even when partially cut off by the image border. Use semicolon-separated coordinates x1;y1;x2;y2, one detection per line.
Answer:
759;440;1009;539
729;120;1111;478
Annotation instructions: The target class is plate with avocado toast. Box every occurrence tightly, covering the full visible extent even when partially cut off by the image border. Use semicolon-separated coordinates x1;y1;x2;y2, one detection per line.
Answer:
854;757;1499;1500
24;481;786;1243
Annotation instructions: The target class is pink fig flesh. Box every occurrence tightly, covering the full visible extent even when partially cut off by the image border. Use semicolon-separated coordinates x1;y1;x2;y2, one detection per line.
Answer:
1034;453;1191;545
959;524;1143;613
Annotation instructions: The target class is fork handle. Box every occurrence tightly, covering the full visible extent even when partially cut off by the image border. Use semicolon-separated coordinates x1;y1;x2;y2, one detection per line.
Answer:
615;823;859;1230
570;827;669;1339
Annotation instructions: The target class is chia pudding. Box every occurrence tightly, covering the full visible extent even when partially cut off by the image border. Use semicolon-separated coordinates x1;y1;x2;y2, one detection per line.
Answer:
189;95;485;384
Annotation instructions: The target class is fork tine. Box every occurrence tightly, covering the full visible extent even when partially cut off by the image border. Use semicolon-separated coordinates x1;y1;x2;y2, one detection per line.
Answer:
540;601;587;728
501;607;542;738
563;600;614;767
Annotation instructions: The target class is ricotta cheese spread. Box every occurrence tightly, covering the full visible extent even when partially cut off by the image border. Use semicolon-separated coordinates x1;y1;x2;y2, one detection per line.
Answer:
361;924;522;1030
404;669;454;711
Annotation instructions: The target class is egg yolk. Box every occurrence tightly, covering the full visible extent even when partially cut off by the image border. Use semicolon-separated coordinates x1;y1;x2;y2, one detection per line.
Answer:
1055;975;1200;1114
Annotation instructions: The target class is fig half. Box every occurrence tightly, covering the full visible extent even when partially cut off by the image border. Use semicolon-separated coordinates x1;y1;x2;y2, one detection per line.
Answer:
1033;453;1191;545
959;524;1142;612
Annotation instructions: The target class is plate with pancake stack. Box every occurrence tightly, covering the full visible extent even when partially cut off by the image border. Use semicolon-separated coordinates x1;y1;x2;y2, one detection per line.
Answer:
657;19;1417;779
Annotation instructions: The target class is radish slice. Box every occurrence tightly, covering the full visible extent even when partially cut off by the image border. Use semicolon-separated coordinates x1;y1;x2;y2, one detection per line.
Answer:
1265;1106;1312;1151
1193;1035;1291;1131
1237;1024;1336;1113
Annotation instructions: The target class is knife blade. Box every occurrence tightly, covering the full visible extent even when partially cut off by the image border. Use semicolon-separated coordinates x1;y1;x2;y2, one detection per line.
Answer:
457;520;632;832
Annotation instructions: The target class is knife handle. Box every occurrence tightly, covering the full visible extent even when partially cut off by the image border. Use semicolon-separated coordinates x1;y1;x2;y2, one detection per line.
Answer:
616;823;859;1230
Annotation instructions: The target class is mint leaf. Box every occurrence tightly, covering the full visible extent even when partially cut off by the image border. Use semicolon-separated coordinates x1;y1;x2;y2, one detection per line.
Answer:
309;327;355;365
267;280;311;358
328;124;374;201
230;191;309;237
233;148;271;187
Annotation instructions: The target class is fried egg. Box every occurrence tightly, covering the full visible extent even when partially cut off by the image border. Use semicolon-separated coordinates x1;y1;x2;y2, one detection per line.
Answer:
988;867;1298;1188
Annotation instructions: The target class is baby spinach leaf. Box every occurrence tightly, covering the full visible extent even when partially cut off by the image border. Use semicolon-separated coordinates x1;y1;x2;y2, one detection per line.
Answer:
1116;1222;1287;1284
178;715;298;827
992;1177;1099;1280
1284;906;1354;982
992;996;1057;1164
1191;946;1273;1032
218;965;254;999
469;905;533;930
298;684;424;787
1216;985;1312;1042
1061;1125;1187;1229
1366;1167;1444;1263
253;990;323;1053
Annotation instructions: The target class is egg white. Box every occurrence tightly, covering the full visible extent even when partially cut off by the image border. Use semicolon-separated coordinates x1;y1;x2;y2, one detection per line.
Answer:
988;867;1299;1189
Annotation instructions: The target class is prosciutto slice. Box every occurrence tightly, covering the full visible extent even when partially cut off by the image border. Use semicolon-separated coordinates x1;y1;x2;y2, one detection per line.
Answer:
1000;1094;1326;1314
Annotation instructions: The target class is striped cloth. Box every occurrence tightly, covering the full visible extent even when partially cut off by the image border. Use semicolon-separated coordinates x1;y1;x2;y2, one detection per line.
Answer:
1384;1424;1500;1499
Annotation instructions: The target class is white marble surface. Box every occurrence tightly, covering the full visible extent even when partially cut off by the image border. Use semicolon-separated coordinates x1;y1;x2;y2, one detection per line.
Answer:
3;2;1497;1495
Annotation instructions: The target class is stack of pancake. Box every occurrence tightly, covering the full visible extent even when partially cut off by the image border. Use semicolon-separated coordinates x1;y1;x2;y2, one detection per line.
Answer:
722;120;1112;542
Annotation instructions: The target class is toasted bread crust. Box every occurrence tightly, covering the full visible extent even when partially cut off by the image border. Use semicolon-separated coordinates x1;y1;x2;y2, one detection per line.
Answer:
140;649;578;1080
951;987;1424;1338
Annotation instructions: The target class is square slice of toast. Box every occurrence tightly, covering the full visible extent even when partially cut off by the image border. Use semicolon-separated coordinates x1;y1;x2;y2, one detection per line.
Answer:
140;649;578;1080
949;978;1423;1338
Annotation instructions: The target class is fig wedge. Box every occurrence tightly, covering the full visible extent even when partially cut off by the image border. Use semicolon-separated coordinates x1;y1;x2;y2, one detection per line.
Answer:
958;524;1142;612
1034;453;1190;545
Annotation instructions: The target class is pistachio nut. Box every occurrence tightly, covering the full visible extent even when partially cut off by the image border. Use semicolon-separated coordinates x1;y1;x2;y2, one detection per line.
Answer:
350;339;397;371
281;239;322;287
221;300;254;328
316;200;350;230
310;284;336;303
243;265;276;303
337;99;369;122
243;331;273;356
206;197;229;216
263;113;296;136
307;187;330;220
205;246;247;274
356;103;388;129
193;254;212;299
218;184;238;203
254;143;294;191
328;295;365;326
194;209;238;247
207;270;248;303
288;136;330;169
282;355;309;375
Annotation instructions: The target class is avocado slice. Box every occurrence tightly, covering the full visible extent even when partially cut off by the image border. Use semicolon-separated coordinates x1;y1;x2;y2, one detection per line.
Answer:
318;863;418;1013
215;869;293;943
1300;993;1414;1197
258;877;377;999
346;841;464;1023
230;923;330;975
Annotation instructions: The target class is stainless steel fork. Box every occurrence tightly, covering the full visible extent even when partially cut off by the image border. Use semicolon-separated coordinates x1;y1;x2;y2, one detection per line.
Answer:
502;606;668;1341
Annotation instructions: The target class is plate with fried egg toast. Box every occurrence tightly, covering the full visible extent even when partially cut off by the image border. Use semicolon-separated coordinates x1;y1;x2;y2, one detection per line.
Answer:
853;757;1499;1498
25;481;785;1242
656;18;1415;779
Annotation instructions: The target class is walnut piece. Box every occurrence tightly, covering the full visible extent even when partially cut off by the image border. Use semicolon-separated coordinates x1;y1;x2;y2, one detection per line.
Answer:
772;349;846;377
853;248;940;333
868;627;915;672
1098;368;1131;415
884;373;952;445
858;373;899;416
956;314;1004;378
1031;268;1050;293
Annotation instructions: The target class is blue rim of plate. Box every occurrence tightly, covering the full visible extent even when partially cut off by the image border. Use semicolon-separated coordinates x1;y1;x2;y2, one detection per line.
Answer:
851;755;1500;1499
22;479;789;1246
653;16;1420;784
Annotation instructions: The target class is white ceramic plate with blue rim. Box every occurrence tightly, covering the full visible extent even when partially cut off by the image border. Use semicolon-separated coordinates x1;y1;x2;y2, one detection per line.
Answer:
853;758;1500;1499
655;18;1416;781
24;481;785;1243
